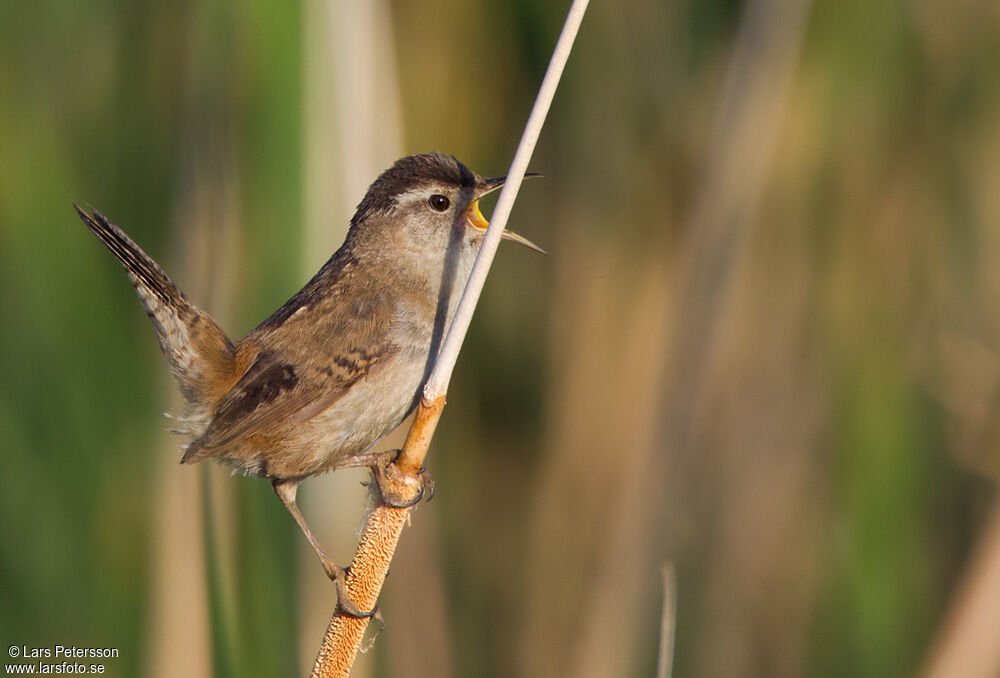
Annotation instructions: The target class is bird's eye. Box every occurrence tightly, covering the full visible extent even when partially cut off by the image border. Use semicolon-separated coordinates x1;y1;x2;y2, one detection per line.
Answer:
428;194;450;212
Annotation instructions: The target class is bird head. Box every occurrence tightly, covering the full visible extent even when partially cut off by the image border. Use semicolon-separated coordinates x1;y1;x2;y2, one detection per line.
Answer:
350;153;546;264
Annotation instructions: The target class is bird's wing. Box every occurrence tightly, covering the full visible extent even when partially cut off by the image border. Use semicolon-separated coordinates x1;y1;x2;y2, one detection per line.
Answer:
182;291;400;463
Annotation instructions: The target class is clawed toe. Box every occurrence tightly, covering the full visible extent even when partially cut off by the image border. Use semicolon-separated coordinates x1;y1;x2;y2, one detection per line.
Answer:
417;466;436;502
328;565;379;619
371;450;432;508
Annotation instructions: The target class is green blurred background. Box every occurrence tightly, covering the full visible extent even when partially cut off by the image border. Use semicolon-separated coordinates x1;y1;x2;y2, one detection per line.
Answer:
2;0;1000;676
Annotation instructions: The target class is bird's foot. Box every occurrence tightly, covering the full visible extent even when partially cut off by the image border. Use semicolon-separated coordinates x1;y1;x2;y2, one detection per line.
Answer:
323;562;378;619
370;450;433;508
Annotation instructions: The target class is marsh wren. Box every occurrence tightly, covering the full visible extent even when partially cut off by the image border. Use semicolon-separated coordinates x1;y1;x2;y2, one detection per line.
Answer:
76;153;543;616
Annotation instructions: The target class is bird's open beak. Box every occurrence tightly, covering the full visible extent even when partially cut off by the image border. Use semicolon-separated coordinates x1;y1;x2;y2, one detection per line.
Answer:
480;173;543;197
464;199;547;255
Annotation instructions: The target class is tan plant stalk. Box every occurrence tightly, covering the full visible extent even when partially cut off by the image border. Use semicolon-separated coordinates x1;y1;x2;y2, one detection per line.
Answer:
657;564;677;678
308;1;590;675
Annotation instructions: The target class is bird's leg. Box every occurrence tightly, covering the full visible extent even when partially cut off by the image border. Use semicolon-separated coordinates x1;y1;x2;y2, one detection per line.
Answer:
271;479;338;576
271;478;376;619
369;450;434;508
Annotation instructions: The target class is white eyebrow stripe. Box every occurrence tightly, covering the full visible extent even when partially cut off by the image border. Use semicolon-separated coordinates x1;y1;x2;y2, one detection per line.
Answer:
396;188;427;203
395;186;450;209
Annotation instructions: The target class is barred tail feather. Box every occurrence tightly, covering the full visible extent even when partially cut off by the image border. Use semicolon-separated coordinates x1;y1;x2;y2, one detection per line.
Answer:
75;204;236;407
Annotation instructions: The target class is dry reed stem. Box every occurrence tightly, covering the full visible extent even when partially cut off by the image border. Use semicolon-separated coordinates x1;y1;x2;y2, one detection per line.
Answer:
310;1;588;672
657;564;677;678
309;396;444;678
150;108;244;678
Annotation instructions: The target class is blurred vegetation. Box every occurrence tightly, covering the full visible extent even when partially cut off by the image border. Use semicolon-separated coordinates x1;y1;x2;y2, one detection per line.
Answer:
2;1;1000;677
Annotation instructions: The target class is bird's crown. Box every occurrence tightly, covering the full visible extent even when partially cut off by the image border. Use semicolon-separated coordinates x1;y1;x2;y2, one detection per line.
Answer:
353;152;477;224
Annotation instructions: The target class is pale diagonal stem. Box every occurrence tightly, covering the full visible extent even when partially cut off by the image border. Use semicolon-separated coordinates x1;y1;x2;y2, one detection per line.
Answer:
309;1;590;675
420;0;590;404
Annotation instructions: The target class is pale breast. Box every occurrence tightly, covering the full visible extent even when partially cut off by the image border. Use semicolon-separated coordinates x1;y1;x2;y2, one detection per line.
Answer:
262;312;434;479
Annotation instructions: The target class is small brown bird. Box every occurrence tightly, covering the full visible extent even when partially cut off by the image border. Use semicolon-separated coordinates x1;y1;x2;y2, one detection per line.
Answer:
76;152;543;615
